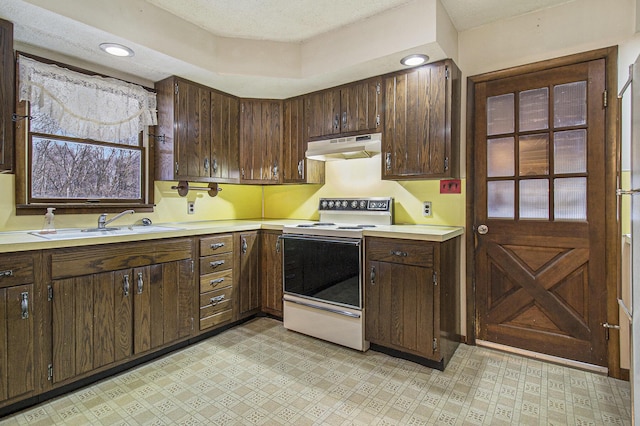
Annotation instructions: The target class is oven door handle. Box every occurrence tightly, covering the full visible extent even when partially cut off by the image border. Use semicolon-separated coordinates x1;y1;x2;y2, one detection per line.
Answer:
285;298;361;319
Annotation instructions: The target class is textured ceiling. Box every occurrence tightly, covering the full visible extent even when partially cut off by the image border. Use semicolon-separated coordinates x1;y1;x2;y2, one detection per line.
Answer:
0;0;575;98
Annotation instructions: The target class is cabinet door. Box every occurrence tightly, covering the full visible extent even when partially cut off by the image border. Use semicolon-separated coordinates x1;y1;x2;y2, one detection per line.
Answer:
239;100;282;183
382;61;451;179
134;260;193;354
211;91;240;182
282;97;305;183
52;272;131;384
176;80;211;179
0;284;34;401
0;18;13;172
340;78;381;134
366;261;436;359
260;232;282;317
306;89;340;138
238;232;260;316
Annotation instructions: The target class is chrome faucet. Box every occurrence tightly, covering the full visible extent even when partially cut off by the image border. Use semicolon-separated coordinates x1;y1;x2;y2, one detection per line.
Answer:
97;209;135;229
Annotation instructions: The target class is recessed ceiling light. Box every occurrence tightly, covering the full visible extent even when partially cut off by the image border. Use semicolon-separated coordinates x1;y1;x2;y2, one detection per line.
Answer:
400;54;429;67
99;43;135;57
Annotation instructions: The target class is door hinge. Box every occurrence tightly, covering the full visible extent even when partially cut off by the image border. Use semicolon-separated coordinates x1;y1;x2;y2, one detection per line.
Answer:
432;272;438;286
603;90;608;108
47;285;53;302
174;82;179;96
47;364;53;381
433;338;438;351
376;82;381;95
175;162;179;175
191;260;194;274
445;66;450;80
376;114;380;127
444;157;449;171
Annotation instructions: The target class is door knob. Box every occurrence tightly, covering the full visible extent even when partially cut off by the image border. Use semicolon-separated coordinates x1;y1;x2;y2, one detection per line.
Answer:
477;224;489;235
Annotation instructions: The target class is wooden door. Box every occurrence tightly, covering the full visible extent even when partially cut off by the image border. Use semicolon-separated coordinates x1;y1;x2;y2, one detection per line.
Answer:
0;284;34;400
340;78;381;134
382;62;449;179
238;232;260;316
366;261;435;357
176;80;211;179
473;60;608;365
260;231;283;317
210;91;240;182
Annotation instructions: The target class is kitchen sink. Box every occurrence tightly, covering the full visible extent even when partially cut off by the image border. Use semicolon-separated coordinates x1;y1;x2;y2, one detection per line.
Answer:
30;225;185;240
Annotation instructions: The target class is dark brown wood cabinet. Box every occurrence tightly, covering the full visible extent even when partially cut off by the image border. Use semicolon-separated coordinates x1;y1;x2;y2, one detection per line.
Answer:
365;236;460;370
155;76;239;183
0;252;37;406
282;96;324;184
49;239;194;385
382;59;460;180
0;18;14;172
260;231;282;318
306;77;381;140
239;99;282;183
238;231;260;316
198;234;235;330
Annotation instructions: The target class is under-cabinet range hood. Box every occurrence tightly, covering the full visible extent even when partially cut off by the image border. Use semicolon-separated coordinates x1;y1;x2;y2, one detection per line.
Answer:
305;133;381;161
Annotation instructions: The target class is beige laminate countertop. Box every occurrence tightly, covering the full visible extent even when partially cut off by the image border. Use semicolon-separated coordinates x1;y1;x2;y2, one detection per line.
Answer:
0;220;464;253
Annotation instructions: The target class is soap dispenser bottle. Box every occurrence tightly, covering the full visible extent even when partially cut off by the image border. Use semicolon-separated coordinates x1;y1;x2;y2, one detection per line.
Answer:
40;207;56;234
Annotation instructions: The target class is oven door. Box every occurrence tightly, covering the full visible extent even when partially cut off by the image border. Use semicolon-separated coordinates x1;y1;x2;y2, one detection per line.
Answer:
282;234;362;309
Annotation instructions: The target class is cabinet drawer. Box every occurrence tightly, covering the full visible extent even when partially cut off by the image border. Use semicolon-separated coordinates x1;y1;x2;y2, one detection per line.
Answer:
200;309;233;331
200;252;233;274
200;269;233;294
366;238;433;267
200;234;234;256
0;252;34;288
200;286;234;312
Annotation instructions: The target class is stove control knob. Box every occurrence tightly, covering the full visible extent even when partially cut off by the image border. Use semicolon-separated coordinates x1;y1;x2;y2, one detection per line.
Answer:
351;200;358;209
321;200;328;208
328;201;334;208
341;200;348;208
360;200;367;209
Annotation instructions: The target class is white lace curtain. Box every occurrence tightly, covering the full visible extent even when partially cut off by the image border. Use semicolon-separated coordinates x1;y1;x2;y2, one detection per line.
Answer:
18;55;157;143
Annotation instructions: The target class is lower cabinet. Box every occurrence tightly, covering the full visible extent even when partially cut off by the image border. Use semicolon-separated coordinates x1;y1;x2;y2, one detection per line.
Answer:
365;236;460;369
260;231;283;317
198;234;235;330
238;231;260;317
0;251;40;408
48;238;194;385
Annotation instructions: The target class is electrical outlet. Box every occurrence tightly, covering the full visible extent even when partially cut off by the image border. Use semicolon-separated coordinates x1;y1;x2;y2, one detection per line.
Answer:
423;201;432;217
440;179;461;194
187;201;195;214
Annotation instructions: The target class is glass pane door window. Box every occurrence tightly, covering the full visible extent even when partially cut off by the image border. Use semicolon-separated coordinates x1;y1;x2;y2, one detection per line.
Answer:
486;81;588;221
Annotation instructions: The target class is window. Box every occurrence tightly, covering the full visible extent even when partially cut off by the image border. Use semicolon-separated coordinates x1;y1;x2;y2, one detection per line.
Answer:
15;55;157;214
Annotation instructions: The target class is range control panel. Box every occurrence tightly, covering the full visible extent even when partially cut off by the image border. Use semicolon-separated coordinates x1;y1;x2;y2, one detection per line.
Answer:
318;197;393;212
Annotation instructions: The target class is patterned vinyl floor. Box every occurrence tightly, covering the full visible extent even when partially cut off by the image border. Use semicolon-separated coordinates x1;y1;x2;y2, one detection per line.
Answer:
0;317;632;425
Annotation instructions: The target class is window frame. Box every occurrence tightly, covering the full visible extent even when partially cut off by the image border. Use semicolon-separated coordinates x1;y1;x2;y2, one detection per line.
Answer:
14;53;155;215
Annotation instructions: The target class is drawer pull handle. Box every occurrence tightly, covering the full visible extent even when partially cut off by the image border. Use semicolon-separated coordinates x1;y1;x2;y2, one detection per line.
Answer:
210;243;225;250
21;292;29;319
137;272;144;295
123;274;130;297
209;260;225;268
210;278;225;286
390;250;408;257
0;270;13;278
210;295;225;305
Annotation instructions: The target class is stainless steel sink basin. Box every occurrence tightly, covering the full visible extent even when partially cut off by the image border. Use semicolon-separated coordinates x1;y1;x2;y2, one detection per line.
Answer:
30;225;185;240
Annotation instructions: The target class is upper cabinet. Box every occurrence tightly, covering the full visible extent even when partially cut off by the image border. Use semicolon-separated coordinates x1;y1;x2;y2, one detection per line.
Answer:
0;18;14;172
154;76;239;183
239;99;282;184
382;60;460;180
306;77;382;140
282;96;324;184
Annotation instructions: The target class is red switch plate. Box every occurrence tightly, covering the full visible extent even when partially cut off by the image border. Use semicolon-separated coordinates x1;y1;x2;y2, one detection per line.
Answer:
440;179;461;194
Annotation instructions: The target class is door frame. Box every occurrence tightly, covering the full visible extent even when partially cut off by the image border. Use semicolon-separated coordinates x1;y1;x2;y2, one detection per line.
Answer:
465;46;621;378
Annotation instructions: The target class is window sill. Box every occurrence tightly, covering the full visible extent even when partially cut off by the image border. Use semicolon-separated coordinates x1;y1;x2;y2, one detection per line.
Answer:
16;204;155;216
